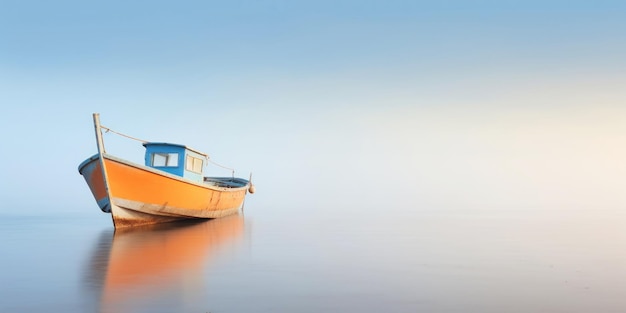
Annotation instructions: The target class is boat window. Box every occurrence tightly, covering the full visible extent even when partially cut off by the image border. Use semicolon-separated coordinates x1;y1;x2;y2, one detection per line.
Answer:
152;153;178;167
186;155;204;173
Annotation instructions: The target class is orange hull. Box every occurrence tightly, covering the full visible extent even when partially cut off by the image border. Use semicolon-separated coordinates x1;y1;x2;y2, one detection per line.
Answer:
79;154;249;228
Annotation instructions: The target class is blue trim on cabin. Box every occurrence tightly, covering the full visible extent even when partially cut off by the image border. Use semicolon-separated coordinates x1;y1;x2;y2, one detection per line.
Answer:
143;142;206;183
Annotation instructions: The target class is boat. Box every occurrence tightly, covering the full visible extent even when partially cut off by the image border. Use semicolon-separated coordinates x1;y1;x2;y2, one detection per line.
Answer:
78;113;255;228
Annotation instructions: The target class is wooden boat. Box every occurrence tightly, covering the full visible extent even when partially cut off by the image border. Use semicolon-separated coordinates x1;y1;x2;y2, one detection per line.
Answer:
78;113;254;228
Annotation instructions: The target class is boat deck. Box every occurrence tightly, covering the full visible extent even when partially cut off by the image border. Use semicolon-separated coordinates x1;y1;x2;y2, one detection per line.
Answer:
203;177;249;188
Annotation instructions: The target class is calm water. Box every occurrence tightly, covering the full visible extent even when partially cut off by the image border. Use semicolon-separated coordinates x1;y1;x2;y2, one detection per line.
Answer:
1;206;626;312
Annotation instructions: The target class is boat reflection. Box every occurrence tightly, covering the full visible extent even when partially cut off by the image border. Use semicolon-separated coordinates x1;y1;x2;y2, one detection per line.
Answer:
84;214;245;313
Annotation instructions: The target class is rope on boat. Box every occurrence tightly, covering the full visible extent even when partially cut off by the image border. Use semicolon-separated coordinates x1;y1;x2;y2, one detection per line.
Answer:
207;158;235;178
100;123;237;177
100;125;148;144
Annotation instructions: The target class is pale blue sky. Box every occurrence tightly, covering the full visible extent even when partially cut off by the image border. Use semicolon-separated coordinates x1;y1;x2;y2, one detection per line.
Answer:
1;1;625;215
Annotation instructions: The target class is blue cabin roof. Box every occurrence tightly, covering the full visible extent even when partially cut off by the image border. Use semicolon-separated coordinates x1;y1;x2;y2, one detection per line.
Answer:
143;142;208;182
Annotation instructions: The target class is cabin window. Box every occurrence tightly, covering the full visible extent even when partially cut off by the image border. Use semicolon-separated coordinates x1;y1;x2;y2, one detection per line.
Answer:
152;153;179;167
186;155;203;173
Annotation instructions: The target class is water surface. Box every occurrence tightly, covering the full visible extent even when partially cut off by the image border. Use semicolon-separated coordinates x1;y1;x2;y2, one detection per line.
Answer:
1;207;625;312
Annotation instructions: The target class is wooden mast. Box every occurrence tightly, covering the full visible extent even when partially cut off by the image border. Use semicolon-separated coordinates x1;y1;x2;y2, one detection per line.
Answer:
93;113;106;155
93;113;113;214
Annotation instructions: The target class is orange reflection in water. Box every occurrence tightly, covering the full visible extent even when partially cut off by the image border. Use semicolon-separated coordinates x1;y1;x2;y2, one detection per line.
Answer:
96;215;245;312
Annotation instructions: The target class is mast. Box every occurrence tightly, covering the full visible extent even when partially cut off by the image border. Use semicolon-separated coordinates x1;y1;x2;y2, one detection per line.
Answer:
93;113;106;154
93;113;113;213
